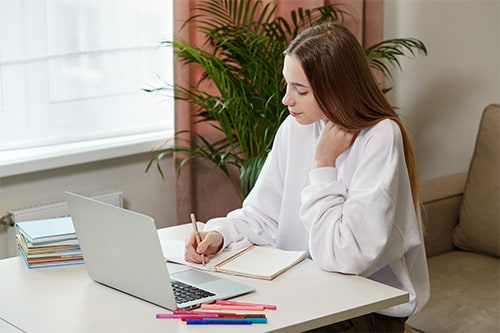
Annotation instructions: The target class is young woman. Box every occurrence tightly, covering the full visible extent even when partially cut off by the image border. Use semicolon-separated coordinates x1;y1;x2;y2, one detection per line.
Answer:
185;22;430;332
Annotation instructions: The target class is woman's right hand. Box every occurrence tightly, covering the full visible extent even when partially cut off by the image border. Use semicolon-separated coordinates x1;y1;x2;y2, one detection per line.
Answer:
314;121;357;168
184;230;224;264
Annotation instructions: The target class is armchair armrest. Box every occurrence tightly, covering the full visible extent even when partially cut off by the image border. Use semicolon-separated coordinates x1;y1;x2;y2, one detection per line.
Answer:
420;172;468;257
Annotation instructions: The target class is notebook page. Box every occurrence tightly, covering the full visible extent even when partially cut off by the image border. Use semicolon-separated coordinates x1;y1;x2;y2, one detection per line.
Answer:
216;246;306;280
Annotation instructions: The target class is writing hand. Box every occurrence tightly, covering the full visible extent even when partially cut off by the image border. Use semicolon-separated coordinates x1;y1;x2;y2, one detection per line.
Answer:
314;121;358;168
184;231;223;264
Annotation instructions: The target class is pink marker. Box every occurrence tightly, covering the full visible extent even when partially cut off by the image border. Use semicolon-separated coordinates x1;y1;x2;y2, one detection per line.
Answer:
156;313;218;319
215;299;277;310
200;304;264;311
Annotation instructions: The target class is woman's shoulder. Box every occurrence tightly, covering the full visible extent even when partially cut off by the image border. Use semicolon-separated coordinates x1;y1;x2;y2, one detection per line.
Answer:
358;118;403;149
371;118;399;132
365;118;402;139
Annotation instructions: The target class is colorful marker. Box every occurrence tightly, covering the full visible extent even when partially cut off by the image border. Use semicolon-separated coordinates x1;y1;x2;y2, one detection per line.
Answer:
186;318;253;325
215;299;277;310
200;304;264;311
156;313;218;319
172;310;266;318
183;317;267;323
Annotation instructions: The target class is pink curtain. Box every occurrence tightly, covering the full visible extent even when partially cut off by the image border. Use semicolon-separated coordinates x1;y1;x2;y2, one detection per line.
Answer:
173;0;383;224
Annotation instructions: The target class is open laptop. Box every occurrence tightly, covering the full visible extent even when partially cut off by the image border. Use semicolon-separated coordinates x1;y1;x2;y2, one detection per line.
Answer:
65;191;255;310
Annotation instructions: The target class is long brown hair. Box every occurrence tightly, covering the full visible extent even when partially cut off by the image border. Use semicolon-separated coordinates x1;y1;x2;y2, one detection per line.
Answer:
285;22;419;211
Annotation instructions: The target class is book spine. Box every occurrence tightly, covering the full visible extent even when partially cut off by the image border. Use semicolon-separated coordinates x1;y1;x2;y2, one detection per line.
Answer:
214;245;255;271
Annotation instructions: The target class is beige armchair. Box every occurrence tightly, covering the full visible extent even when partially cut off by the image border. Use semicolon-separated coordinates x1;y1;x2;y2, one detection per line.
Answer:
407;104;499;332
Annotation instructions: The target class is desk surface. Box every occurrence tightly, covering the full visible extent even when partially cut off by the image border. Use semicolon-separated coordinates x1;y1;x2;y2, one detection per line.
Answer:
0;318;22;333
0;226;408;333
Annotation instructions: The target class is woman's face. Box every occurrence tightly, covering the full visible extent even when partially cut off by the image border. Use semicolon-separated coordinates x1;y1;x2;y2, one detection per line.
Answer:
282;54;326;125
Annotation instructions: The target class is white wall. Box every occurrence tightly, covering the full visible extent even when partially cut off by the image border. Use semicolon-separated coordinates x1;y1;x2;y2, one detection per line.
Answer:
384;0;500;181
0;153;176;258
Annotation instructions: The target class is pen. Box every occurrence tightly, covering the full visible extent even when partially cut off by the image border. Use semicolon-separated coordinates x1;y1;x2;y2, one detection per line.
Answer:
215;299;277;310
186;318;253;325
190;213;205;266
200;304;264;311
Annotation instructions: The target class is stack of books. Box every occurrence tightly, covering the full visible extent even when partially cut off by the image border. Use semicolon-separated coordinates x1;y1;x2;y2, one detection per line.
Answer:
16;216;84;269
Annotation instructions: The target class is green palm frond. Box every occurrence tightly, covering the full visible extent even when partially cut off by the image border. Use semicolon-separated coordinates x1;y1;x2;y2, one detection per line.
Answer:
365;38;427;79
190;0;276;37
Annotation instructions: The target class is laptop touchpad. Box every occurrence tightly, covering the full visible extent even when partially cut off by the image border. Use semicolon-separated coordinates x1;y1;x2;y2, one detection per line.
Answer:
171;270;220;284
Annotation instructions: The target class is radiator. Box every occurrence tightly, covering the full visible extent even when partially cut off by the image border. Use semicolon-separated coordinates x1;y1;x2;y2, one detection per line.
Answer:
6;190;123;257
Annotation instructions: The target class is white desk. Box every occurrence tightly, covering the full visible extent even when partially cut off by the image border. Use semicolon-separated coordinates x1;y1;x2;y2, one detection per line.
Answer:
0;226;409;333
0;319;22;333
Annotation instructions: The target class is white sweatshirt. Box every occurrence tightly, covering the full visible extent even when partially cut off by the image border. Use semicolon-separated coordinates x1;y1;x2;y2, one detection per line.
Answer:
205;116;430;317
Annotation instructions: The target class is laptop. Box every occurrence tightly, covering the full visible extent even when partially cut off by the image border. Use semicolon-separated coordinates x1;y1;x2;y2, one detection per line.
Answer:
65;191;255;310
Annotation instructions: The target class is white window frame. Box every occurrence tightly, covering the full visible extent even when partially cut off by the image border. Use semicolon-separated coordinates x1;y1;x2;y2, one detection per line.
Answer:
0;130;173;177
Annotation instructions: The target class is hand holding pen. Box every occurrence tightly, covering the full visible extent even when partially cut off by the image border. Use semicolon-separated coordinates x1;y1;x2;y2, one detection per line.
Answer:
190;213;205;266
185;215;224;265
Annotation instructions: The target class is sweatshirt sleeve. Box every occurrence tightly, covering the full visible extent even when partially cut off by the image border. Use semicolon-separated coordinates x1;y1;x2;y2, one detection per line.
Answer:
300;121;407;276
204;119;289;250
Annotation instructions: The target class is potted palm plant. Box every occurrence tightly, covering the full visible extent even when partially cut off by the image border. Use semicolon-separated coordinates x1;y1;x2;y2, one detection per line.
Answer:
146;0;427;201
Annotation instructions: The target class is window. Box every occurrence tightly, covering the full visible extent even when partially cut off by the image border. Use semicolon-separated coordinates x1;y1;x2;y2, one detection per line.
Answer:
0;1;173;154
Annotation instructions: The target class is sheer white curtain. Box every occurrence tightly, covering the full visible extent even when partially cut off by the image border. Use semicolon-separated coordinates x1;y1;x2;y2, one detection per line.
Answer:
0;0;174;151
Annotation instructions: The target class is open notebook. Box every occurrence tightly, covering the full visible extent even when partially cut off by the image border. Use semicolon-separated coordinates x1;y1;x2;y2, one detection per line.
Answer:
161;225;306;280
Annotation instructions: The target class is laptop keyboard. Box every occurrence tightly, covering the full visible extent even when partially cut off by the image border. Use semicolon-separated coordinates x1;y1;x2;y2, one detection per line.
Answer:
171;280;215;304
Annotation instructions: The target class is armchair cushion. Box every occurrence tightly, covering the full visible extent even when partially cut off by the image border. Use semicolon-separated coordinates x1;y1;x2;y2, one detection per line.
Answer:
453;104;500;257
420;173;466;257
407;251;499;333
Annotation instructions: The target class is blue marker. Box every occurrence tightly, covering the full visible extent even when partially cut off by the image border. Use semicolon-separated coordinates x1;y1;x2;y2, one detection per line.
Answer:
186;318;253;325
209;317;267;324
